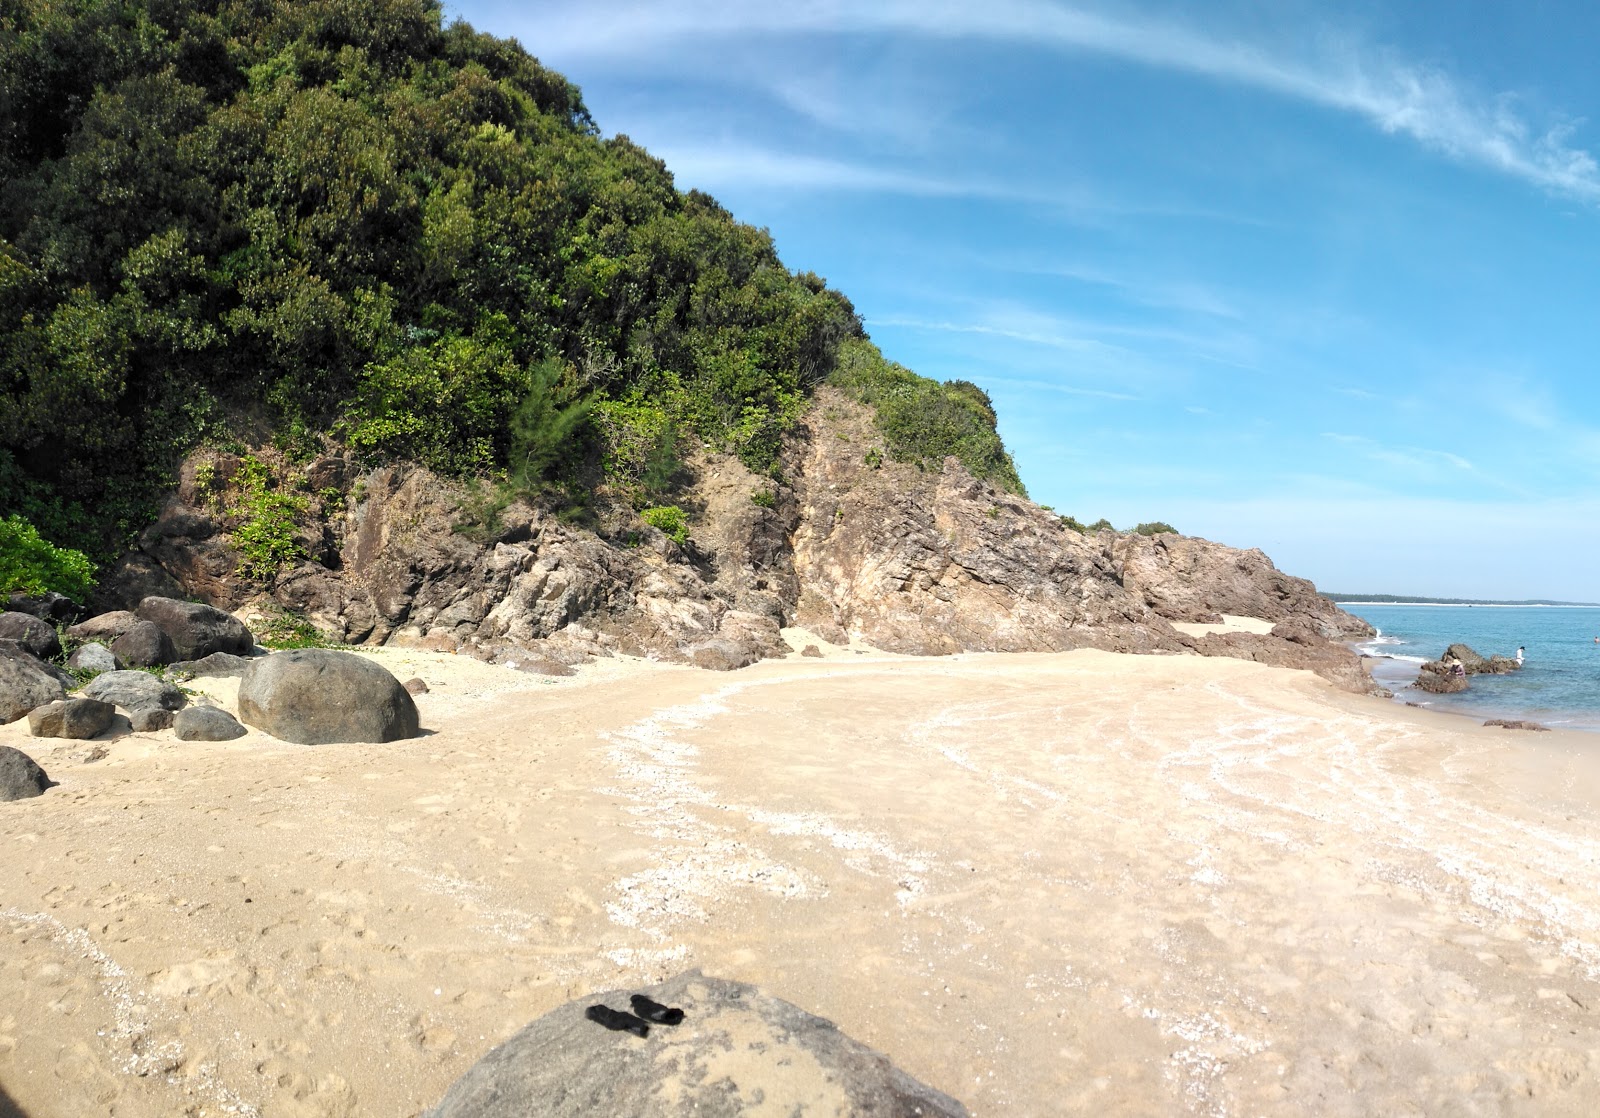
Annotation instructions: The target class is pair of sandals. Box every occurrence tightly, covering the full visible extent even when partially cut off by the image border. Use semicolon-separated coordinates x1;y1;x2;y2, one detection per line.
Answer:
585;994;685;1038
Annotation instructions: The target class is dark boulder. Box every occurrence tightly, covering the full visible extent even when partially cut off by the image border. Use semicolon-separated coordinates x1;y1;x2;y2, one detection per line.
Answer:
237;649;418;744
82;670;187;713
110;620;176;668
135;596;253;660
66;642;121;674
0;611;61;660
425;970;969;1118
6;591;81;624
0;649;66;723
28;697;114;739
1440;643;1520;676
174;706;247;741
129;707;175;732
0;746;51;801
1413;662;1469;694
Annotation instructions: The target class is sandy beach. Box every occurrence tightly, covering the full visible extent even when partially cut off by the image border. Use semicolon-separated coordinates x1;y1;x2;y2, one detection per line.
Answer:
3;637;1600;1117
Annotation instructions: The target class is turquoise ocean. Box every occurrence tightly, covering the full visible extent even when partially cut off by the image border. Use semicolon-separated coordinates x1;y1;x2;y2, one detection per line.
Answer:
1342;603;1600;732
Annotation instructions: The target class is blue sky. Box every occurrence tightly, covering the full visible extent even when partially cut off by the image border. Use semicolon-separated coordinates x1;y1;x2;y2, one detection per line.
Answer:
451;1;1600;600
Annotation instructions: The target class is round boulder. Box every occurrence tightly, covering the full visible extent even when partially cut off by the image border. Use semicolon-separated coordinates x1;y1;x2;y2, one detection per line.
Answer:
0;745;51;801
82;670;187;712
0;611;62;660
136;596;253;660
110;620;177;668
174;706;247;741
28;697;114;739
67;610;139;643
237;650;419;745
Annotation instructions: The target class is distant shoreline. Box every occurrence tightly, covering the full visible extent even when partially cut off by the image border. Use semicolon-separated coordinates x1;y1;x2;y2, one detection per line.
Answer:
1334;601;1600;609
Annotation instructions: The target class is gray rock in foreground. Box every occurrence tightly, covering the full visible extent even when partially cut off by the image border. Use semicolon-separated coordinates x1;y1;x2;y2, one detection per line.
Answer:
82;670;187;713
129;707;175;732
173;705;247;741
0;745;51;801
136;596;253;660
28;697;114;739
237;649;418;744
425;970;970;1118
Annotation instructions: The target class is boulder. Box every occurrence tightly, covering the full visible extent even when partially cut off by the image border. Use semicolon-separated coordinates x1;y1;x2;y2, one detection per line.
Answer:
403;677;429;695
27;698;114;739
0;746;51;801
237;649;419;744
0;649;66;723
1413;663;1469;694
1485;719;1549;731
173;706;247;741
110;620;177;668
6;591;81;624
135;596;253;660
66;642;121;673
425;970;969;1118
67;610;140;643
166;652;255;678
1439;643;1521;676
0;611;62;660
129;707;175;732
82;670;187;712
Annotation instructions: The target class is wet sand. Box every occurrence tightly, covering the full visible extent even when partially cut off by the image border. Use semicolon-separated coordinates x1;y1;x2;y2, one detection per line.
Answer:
3;642;1600;1116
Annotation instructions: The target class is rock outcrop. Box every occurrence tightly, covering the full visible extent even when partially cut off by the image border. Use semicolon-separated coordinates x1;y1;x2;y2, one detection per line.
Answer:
1195;620;1385;696
237;649;419;744
425;970;969;1118
1109;532;1374;639
89;394;1374;690
0;746;50;801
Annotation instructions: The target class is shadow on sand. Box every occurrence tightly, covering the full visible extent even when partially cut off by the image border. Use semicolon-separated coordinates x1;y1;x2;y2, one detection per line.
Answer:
0;1079;29;1118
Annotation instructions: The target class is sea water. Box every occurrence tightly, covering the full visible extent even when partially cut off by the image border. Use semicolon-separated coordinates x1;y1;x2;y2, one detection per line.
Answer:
1342;603;1600;731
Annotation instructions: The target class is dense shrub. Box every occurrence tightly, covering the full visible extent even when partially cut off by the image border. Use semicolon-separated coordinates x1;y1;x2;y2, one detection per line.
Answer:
0;514;96;599
1133;521;1178;536
640;505;688;544
830;338;1024;495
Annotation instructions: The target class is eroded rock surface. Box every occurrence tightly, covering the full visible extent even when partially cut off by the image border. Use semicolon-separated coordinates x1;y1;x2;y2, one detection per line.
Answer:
237;649;418;744
426;970;969;1118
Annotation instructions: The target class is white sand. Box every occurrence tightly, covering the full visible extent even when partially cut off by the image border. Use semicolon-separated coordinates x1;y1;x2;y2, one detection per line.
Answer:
1169;614;1279;637
3;647;1600;1116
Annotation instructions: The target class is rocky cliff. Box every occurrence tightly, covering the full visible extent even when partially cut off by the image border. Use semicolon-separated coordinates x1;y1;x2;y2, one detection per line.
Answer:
93;391;1379;691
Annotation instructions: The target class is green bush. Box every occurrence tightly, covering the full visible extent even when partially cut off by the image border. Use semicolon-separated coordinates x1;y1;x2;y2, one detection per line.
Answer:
830;339;1024;495
750;487;775;509
0;515;96;599
1133;521;1178;536
231;457;307;581
255;610;333;650
640;505;689;545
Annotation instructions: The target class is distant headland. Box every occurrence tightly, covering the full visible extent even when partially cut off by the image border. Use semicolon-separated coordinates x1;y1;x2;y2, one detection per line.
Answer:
1323;594;1600;607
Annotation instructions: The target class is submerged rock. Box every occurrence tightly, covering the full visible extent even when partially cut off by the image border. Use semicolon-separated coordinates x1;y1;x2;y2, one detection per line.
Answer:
426;970;969;1117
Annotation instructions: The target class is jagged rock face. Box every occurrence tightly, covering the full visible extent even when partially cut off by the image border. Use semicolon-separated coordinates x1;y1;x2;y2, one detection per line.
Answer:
95;394;1368;686
1110;532;1374;639
787;390;1185;655
1195;621;1386;697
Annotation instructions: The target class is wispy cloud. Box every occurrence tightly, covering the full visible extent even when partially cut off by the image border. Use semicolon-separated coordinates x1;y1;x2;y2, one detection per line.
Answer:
1321;432;1478;477
529;0;1600;201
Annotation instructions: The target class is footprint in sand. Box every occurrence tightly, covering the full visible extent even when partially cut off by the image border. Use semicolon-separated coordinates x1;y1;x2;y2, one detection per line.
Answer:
148;953;243;999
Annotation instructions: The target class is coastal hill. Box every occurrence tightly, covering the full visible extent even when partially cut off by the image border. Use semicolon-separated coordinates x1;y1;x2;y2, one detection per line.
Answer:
1;0;1374;687
1324;594;1600;606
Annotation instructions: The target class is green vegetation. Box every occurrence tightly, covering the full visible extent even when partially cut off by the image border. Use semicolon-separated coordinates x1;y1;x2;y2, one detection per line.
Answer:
0;0;1027;558
0;514;96;598
830;339;1024;494
750;487;775;509
640;505;689;545
1133;521;1177;536
255;609;334;649
230;456;307;580
1060;516;1113;534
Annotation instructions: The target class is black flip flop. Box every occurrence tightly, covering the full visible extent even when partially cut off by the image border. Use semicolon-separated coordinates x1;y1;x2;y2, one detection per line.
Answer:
585;1004;649;1037
629;994;685;1025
